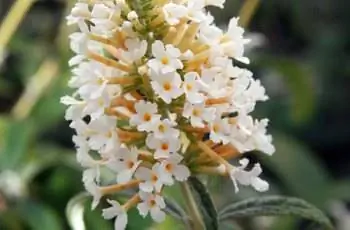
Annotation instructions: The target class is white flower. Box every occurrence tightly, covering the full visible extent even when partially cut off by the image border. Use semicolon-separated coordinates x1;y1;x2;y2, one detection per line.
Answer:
87;116;119;152
127;11;138;21
252;119;275;155
76;144;98;168
68;34;103;67
67;3;90;32
228;68;268;113
185;0;206;23
89;4;118;35
68;61;92;88
106;146;142;184
199;67;228;98
121;21;138;38
230;158;269;192
244;78;269;104
163;3;188;25
159;153;190;184
130;100;161;132
223;17;250;64
121;38;147;64
83;169;101;209
91;3;112;19
198;23;223;48
209;116;230;144
71;62;121;97
151;118;180;139
148;40;183;74
183;102;216;128
205;0;225;8
137;191;166;223
77;74;108;101
150;71;183;104
83;93;112;120
135;164;166;193
180;50;194;60
182;72;205;103
230;115;275;155
103;199;128;230
60;96;86;121
68;3;90;22
70;121;89;141
73;134;88;149
69;32;89;55
146;134;181;159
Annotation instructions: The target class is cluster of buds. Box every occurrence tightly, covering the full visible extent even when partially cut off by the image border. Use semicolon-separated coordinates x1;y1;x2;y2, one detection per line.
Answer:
62;0;275;228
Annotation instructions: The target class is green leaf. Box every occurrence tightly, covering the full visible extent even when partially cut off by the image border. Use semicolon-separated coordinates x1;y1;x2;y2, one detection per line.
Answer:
84;203;113;230
219;221;243;230
126;206;153;230
268;216;297;230
0;116;10;147
17;200;63;230
66;192;89;230
218;196;333;230
164;196;191;227
153;216;187;230
0;209;24;230
0;120;34;169
189;176;219;230
30;74;69;130
20;144;78;183
259;132;331;208
258;56;315;123
330;180;350;200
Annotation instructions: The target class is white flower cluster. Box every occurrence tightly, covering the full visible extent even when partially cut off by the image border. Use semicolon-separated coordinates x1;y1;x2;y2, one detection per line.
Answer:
62;0;275;229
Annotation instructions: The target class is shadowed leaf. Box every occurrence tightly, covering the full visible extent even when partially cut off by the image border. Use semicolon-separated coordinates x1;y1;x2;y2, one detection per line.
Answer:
260;132;331;208
189;176;218;230
219;196;333;230
17;200;63;230
164;196;191;228
0;120;34;169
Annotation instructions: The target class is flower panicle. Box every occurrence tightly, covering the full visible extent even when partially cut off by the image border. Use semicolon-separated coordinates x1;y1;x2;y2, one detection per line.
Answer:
62;0;275;228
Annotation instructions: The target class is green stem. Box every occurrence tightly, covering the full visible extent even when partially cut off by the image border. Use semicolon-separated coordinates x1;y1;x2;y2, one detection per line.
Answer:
238;0;261;28
180;182;205;230
11;58;58;120
0;0;35;52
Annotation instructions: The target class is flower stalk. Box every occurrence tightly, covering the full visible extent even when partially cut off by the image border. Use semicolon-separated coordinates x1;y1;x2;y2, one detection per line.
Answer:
180;182;205;230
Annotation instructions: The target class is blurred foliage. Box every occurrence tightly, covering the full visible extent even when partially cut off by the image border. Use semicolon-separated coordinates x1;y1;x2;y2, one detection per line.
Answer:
0;0;349;229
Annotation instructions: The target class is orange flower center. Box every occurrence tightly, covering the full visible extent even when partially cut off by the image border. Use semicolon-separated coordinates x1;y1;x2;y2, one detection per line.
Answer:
149;199;156;207
143;113;151;122
186;83;193;91
163;82;171;91
158;124;165;133
165;163;173;172
127;161;134;169
192;108;200;117
98;98;104;106
213;124;220;133
161;143;169;151
97;78;104;85
151;174;158;182
161;56;169;65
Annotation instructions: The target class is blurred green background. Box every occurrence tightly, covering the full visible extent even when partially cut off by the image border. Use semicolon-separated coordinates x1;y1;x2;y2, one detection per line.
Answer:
0;0;349;229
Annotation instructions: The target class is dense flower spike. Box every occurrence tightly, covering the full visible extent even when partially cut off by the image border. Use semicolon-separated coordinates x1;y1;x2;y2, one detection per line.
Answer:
63;0;275;229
